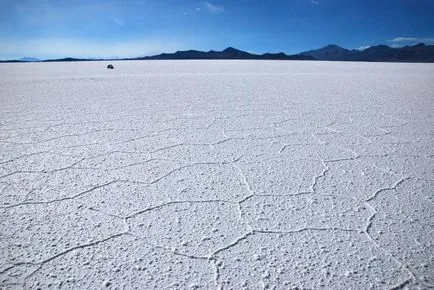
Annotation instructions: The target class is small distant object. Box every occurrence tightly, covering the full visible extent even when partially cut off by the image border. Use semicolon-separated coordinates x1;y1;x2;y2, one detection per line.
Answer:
107;64;114;69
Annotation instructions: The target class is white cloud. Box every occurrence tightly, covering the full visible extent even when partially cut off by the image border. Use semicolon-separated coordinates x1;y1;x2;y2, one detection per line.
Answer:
0;38;185;60
112;17;124;26
310;1;320;5
389;37;434;43
356;45;371;50
204;2;224;13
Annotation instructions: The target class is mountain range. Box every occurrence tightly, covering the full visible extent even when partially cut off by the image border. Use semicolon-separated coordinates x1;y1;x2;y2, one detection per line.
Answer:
131;47;314;60
299;43;434;62
2;43;434;63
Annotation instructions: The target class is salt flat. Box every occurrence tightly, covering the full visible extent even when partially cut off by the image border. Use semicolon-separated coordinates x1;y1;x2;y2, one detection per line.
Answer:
0;60;433;289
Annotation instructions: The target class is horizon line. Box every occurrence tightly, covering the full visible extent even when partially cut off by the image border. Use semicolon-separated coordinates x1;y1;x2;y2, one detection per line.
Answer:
0;42;431;63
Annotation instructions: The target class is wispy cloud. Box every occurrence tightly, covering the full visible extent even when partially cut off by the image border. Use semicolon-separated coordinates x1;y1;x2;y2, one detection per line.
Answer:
356;45;371;50
389;37;434;43
112;17;124;26
204;2;224;13
310;1;320;5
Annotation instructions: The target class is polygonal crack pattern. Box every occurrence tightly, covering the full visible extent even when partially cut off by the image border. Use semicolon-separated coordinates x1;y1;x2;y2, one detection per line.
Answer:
214;231;409;289
1;61;433;289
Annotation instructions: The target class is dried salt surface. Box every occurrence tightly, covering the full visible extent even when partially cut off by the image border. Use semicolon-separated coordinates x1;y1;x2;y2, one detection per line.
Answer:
0;60;433;289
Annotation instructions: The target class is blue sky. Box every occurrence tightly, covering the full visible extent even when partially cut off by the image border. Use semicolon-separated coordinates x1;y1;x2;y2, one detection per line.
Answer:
0;0;433;59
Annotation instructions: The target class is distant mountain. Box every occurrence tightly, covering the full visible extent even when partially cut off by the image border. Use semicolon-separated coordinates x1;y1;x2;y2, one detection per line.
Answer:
351;43;434;62
299;43;434;62
1;43;434;63
0;60;24;63
43;57;96;62
19;57;41;62
0;57;92;63
132;47;314;60
299;44;357;61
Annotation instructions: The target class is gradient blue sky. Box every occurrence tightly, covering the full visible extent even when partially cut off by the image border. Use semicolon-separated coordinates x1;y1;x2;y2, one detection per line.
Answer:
1;0;433;59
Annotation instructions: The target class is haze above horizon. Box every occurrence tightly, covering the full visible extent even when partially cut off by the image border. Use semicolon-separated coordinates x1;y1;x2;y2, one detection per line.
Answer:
1;0;434;60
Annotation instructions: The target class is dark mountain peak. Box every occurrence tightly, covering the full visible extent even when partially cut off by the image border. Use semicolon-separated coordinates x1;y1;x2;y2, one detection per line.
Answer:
175;49;199;54
262;52;286;57
299;44;352;60
44;57;86;62
360;45;393;55
222;47;241;53
220;47;253;58
368;44;391;49
413;43;426;48
323;44;346;50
